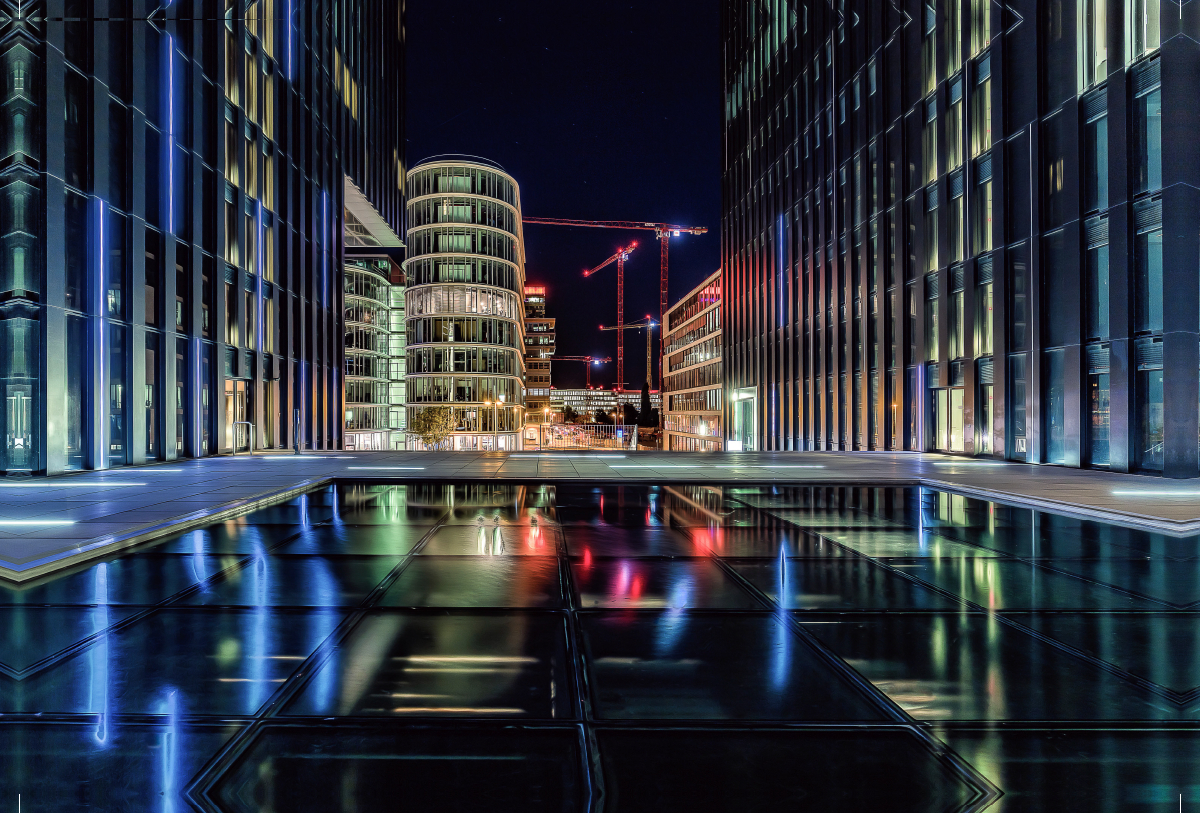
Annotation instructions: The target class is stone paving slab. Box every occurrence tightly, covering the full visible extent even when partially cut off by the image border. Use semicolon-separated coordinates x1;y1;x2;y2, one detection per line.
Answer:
0;450;1197;582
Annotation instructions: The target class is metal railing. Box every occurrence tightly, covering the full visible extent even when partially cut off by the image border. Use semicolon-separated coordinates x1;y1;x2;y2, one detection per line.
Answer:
535;424;638;450
232;421;256;455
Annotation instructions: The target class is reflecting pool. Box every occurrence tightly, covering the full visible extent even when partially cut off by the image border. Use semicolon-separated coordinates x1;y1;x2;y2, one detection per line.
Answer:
1;482;1198;810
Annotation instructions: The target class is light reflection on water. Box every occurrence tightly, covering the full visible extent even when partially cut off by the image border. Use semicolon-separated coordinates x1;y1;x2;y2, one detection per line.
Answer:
0;482;1196;811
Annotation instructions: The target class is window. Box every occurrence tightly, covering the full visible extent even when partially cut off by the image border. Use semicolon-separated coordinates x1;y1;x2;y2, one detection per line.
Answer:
1085;217;1110;340
946;0;963;75
1081;0;1108;87
1043;111;1067;228
925;294;939;362
1089;350;1111;466
973;159;993;254
922;99;938;184
947;80;965;171
970;62;992;156
1129;0;1161;62
1009;353;1028;460
970;0;990;55
1044;348;1067;464
1134;67;1162;195
1009;249;1030;351
949;288;966;359
1134;200;1163;334
924;190;939;272
1083;100;1109;212
976;280;993;356
949;176;965;263
1138;359;1164;470
922;3;937;94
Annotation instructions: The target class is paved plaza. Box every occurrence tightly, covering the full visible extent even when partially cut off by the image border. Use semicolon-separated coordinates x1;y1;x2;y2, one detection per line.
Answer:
1;451;1198;582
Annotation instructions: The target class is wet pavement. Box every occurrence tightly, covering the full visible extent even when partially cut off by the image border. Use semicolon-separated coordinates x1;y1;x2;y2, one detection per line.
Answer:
2;481;1199;810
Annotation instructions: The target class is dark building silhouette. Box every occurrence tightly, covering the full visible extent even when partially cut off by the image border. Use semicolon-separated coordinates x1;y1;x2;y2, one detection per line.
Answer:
721;0;1198;476
8;0;403;473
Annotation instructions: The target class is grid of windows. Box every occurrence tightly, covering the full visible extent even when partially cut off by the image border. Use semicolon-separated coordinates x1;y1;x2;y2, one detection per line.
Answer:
664;271;723;451
404;159;527;450
722;0;1196;475
15;1;403;473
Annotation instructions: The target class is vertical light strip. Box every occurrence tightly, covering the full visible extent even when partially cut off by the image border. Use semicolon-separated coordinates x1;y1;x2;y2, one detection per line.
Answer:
97;198;106;469
193;337;201;456
322;190;328;308
286;0;294;80
167;33;176;235
257;201;264;352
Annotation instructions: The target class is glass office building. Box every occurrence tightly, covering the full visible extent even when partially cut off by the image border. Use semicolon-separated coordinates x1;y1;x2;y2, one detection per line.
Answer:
11;1;403;474
523;285;555;420
664;271;723;451
403;157;527;450
722;0;1200;476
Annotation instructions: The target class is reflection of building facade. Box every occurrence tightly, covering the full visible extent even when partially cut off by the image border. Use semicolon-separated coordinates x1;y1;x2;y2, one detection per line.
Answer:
523;285;555;419
403;158;527;450
722;0;1198;476
664;271;722;451
343;183;406;451
551;388;662;421
10;2;404;474
344;257;406;450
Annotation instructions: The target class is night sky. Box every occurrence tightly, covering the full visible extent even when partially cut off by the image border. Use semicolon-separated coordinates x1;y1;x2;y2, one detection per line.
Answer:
405;1;722;390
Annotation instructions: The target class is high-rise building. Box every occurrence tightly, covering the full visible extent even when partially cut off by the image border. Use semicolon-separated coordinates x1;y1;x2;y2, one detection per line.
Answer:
10;2;403;474
664;271;723;451
523;285;555;420
403;157;527;450
722;0;1199;476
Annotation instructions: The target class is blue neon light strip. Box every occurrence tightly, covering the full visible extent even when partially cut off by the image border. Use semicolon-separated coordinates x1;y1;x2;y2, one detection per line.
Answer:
167;34;175;235
97;198;106;469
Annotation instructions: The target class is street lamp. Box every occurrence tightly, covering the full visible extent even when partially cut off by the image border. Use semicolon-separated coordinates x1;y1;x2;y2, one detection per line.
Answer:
495;394;504;450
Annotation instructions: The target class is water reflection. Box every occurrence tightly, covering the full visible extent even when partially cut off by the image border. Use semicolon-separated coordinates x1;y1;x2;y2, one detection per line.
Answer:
0;482;1196;809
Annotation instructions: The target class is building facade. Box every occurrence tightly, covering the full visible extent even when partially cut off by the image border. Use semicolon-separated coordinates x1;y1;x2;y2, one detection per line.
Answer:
551;388;662;421
403;157;527;450
343;182;406;451
523;285;555;419
664;271;723;451
343;254;405;450
13;1;403;474
722;0;1199;476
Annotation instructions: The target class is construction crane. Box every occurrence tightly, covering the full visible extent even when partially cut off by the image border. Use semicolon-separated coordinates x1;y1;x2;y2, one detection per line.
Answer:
522;217;708;352
600;316;657;391
583;242;638;392
550;356;611;390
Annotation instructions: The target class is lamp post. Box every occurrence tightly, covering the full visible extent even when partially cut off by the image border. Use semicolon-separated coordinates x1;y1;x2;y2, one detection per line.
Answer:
542;407;550;451
483;400;491;451
495;394;504;450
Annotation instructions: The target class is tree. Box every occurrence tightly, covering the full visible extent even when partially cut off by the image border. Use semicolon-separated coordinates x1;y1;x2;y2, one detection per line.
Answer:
638;383;656;427
408;406;458;450
620;402;639;425
594;409;612;425
564;405;581;424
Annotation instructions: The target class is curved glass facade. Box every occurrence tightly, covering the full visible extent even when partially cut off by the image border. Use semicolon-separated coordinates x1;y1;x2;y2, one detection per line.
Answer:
403;159;526;450
344;257;404;450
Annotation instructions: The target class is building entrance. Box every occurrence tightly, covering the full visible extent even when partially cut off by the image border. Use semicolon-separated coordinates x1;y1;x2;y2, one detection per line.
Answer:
731;387;757;451
935;388;965;452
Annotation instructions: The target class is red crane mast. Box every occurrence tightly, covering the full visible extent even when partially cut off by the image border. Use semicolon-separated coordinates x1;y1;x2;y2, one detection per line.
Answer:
522;217;708;371
583;242;638;392
550;356;611;390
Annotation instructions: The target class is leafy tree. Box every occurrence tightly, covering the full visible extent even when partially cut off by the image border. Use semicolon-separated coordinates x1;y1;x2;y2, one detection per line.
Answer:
638;383;656;427
408;406;457;450
620;403;639;425
594;410;613;425
564;405;581;424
